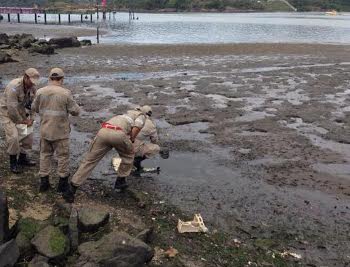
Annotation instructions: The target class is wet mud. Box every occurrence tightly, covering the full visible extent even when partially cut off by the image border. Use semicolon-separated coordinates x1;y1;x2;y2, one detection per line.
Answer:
1;43;350;265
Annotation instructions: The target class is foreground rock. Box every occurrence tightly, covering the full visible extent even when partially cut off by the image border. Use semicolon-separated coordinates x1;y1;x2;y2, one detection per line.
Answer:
0;239;20;267
49;37;81;48
78;208;109;232
77;231;154;266
0;191;9;244
16;218;48;256
31;225;70;260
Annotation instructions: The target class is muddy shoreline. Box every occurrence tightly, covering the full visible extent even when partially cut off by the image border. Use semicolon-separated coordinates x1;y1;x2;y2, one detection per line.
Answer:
1;43;350;265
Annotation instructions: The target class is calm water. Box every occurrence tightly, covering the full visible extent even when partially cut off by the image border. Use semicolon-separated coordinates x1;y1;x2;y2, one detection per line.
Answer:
6;12;350;44
99;12;350;44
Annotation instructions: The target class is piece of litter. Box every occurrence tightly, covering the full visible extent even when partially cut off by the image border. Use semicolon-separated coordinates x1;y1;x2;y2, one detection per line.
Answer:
280;251;302;259
165;247;178;258
177;214;208;233
112;157;122;172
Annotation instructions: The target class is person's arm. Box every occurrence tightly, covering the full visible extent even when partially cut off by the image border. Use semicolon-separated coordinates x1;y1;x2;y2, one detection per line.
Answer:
149;123;159;144
130;127;141;143
31;94;40;114
130;114;146;142
67;92;80;116
6;87;24;124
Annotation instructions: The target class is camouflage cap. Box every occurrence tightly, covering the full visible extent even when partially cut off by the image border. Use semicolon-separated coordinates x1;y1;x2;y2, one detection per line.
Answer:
49;67;64;78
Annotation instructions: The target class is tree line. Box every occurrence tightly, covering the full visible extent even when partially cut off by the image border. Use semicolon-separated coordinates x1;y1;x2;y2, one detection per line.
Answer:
1;0;349;11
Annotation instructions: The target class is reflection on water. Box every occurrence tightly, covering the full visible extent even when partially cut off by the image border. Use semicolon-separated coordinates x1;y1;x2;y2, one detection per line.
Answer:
7;12;350;44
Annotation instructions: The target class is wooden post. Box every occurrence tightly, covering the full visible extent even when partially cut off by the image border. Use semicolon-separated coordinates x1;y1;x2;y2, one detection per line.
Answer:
90;13;93;23
17;13;20;23
68;13;71;24
81;14;83;23
102;11;106;20
44;11;47;24
97;5;99;20
35;13;37;24
97;26;100;44
58;14;61;24
7;14;10;22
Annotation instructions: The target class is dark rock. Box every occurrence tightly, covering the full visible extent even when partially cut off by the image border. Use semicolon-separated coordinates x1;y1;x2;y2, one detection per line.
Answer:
49;37;81;48
31;225;70;259
78;231;154;267
0;44;11;50
29;44;54;55
80;39;92;46
0;51;15;64
0;33;9;45
0;191;9;245
18;34;36;48
78;208;109;232
68;209;79;252
53;201;72;218
28;255;49;267
135;228;154;244
0;239;20;267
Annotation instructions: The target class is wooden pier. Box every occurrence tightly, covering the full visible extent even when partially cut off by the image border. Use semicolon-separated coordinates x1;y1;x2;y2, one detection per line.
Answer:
0;6;117;24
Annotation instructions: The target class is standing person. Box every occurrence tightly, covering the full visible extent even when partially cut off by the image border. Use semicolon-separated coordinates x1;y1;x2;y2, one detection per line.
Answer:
133;105;161;172
62;106;148;203
32;68;80;192
0;68;40;173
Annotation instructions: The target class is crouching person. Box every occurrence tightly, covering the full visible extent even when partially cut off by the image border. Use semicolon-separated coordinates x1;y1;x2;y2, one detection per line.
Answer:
0;68;40;173
63;107;147;203
133;105;161;172
32;68;80;192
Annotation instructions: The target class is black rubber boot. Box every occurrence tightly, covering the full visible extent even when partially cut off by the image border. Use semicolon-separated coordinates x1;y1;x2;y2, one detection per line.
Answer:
62;183;77;203
18;153;36;167
39;176;50;192
133;156;146;172
57;176;69;193
9;155;21;174
114;177;128;192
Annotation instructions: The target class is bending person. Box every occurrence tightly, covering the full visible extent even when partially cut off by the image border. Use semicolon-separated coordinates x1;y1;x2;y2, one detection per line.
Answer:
0;68;40;173
63;106;147;203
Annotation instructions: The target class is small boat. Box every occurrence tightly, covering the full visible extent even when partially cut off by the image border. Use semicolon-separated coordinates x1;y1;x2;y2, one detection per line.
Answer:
325;10;338;16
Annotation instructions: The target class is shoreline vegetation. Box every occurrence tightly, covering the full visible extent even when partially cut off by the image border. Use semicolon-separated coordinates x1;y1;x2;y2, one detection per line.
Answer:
0;0;349;13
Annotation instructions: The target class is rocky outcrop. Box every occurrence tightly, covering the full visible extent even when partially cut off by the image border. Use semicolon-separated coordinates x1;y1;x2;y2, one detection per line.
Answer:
0;33;9;45
49;37;81;48
0;239;20;267
77;231;154;266
78;208;109;232
31;226;70;260
0;191;9;245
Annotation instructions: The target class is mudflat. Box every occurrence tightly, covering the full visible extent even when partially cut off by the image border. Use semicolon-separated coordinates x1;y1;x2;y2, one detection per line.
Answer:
1;42;350;265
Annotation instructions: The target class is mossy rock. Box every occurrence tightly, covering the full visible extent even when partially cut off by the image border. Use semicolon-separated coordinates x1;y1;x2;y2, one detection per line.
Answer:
16;218;48;256
31;225;70;259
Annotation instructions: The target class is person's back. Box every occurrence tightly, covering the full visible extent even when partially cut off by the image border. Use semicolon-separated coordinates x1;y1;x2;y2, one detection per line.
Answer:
34;84;79;141
32;68;80;192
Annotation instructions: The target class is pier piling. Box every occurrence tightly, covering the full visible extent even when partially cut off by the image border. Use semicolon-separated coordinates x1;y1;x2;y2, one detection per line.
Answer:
17;13;20;23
